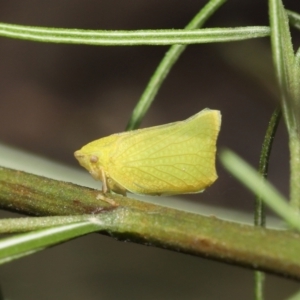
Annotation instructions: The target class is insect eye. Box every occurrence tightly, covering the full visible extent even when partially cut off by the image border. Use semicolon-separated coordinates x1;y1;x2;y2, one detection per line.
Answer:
90;155;99;163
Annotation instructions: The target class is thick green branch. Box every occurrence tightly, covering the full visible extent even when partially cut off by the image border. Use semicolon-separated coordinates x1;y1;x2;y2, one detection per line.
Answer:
0;166;300;280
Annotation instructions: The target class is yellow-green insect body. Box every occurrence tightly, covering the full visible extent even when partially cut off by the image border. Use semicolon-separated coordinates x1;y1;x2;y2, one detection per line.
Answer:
75;109;221;196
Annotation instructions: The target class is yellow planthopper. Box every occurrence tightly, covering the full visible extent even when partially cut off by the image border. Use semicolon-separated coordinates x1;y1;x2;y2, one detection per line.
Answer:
74;108;221;196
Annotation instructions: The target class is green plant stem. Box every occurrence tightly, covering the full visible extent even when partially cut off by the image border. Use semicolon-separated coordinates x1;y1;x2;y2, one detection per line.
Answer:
1;167;300;280
255;106;281;227
254;272;265;300
254;106;281;300
126;0;227;130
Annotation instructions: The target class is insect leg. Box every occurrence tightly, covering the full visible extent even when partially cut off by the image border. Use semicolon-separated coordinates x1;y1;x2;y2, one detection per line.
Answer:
101;168;108;193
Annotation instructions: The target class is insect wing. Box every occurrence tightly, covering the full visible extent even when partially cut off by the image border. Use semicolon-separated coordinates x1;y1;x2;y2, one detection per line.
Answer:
107;109;221;195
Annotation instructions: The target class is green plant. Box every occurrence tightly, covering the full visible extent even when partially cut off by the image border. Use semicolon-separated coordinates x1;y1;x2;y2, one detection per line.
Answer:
0;0;299;299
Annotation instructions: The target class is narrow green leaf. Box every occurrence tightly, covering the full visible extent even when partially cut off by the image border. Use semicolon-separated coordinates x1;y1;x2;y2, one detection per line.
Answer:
126;0;227;130
269;0;296;131
0;23;270;46
287;289;300;300
0;215;92;233
287;10;300;30
220;150;300;231
0;220;101;265
269;0;300;210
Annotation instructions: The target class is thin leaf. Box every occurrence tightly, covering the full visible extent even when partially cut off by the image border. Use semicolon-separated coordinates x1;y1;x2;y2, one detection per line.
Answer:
269;0;295;131
0;220;101;265
0;215;92;233
220;149;300;231
287;9;300;31
287;289;300;300
269;0;300;210
126;0;227;130
0;23;270;46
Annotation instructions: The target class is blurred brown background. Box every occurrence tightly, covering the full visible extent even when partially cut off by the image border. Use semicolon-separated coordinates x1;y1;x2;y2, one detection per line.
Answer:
0;0;299;299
